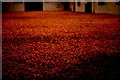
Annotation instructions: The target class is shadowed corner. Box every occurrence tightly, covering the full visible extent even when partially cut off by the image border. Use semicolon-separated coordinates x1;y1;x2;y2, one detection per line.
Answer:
1;1;120;80
0;31;1;77
0;1;1;14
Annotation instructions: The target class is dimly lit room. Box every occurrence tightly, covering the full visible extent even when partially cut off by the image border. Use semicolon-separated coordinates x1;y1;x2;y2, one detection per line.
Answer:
2;0;120;80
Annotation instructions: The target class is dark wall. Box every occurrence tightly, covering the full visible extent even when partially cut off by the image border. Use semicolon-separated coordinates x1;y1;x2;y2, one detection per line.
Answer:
25;2;43;11
2;2;25;12
85;2;92;13
64;2;70;11
2;2;9;12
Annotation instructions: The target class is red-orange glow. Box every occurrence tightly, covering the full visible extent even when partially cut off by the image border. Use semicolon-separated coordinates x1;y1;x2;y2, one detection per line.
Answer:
2;11;120;80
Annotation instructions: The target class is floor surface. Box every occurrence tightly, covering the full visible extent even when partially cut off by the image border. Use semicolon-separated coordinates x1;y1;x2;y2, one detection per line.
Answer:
2;11;120;80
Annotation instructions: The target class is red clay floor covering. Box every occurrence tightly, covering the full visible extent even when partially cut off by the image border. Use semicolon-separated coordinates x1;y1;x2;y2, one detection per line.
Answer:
2;11;120;80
